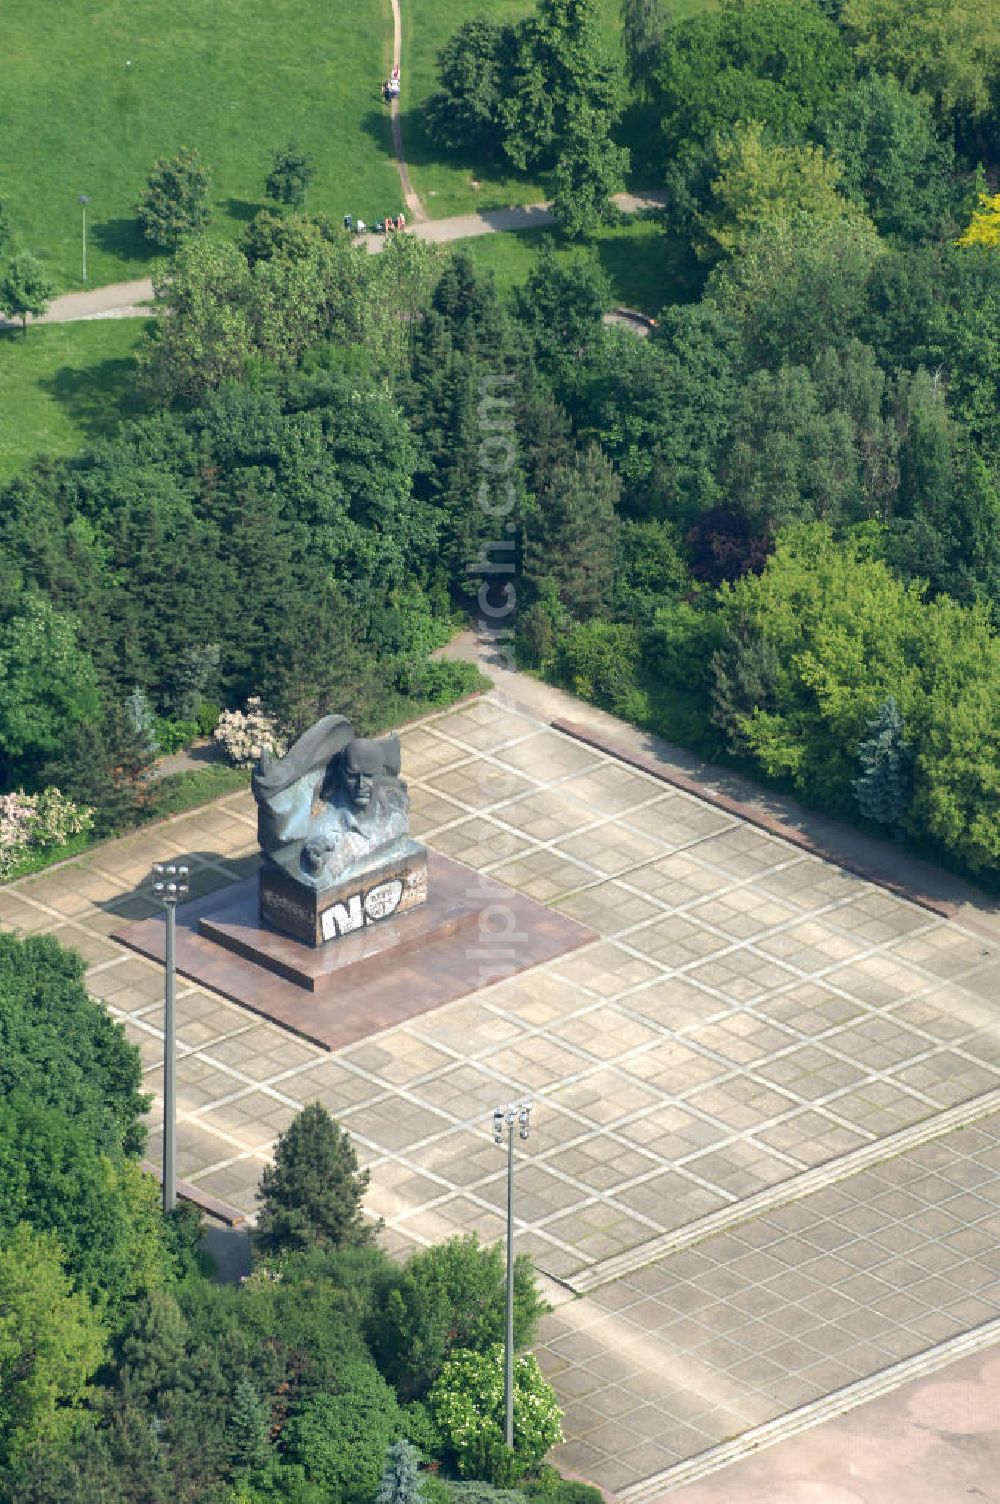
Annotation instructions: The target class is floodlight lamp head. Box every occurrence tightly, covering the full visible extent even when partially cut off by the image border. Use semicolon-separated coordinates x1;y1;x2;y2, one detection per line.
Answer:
493;1108;504;1144
518;1103;531;1140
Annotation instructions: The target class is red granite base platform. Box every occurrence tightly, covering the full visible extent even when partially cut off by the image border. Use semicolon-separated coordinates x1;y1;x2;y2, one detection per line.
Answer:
111;851;597;1051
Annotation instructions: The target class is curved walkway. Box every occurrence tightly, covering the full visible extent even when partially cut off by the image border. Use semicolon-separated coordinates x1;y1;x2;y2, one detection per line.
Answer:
16;190;667;328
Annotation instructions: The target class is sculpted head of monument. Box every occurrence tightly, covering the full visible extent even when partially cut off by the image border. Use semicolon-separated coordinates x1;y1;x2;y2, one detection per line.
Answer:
252;715;410;888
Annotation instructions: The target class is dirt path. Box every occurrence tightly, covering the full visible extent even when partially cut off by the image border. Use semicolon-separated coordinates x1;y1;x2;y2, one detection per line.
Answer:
387;0;426;220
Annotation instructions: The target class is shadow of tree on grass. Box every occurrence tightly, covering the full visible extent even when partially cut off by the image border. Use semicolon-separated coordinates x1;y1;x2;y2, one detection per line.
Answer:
39;353;153;441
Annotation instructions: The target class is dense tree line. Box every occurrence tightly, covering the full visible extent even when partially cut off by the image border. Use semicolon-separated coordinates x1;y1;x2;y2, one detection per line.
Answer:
3;0;1000;879
0;935;571;1502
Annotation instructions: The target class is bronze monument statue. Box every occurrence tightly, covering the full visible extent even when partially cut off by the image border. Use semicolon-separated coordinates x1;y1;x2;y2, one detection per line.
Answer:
252;715;426;945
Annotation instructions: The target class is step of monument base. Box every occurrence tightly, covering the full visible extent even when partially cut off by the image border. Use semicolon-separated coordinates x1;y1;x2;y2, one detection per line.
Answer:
110;851;597;1052
201;857;479;993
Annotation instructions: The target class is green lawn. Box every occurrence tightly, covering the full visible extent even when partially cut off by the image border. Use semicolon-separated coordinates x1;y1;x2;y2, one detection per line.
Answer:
453;217;702;315
0;319;150;480
0;0;401;290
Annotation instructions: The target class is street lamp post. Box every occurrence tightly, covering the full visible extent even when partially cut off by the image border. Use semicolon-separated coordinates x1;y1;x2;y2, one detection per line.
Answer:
78;194;90;282
493;1101;531;1449
152;862;189;1213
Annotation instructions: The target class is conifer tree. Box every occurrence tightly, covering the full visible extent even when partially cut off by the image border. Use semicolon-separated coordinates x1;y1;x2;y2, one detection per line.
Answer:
375;1439;425;1504
255;1103;375;1259
228;1377;272;1474
853;696;913;832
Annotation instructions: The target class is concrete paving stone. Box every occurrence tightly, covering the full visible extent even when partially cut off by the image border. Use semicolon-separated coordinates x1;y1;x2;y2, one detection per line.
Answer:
467;1037;590;1096
490;730;605;780
547;1192;664;1246
390;1192;505;1244
542;1070;664;1128
616;973;734;1031
556;881;665;934
555;821;674;878
548;941;663;997
545;1137;662;1190
755;858;864;908
902;1054;1000;1106
555;763;665;815
145;1119;244;1182
614;1438;685;1478
751;1045;869;1096
624;912;734;969
45;922;125;966
407;786;470;832
396;728;470;777
425;761;538;811
489;789;604;845
425;815;535;867
754;983;869;1037
408;1060;537;1121
887;925;996;977
683;1075;800;1133
625;851;738;909
680;825;794;877
685;889;804;942
195;1094;298;1151
398;1128;523;1188
338;1097;456;1153
474;1163;593;1221
949;960;1000;1002
407;996;529;1054
684;1012;799;1066
752;1110;870;1165
617;1111;727;1166
484;847;596;903
613;1172;728;1227
685;949;803;1004
755;920;868;971
553;1002;665;1058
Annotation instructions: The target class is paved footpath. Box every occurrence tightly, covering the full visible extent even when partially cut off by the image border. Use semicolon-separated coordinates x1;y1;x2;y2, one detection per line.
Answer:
21;191;666;327
3;685;1000;1499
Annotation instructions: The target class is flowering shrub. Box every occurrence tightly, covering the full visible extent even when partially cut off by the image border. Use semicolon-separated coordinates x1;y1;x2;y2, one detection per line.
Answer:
427;1345;563;1486
0;788;94;878
213;696;287;768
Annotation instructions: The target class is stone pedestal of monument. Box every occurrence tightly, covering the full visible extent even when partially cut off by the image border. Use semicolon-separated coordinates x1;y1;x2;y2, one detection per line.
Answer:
259;840;427;947
111;851;597;1051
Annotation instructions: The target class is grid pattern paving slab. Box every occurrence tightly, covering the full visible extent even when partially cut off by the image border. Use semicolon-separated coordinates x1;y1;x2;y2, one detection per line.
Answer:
536;1113;1000;1494
3;693;1000;1496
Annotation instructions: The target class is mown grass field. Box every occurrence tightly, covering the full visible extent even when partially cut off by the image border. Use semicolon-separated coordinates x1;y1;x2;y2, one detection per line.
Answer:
0;320;149;479
0;0;400;289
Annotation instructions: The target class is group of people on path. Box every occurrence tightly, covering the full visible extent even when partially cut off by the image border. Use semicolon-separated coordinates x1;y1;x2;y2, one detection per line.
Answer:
383;65;400;101
342;210;406;235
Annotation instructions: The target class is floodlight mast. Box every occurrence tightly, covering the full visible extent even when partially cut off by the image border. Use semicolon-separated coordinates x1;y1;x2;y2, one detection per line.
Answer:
493;1101;532;1449
152;862;189;1212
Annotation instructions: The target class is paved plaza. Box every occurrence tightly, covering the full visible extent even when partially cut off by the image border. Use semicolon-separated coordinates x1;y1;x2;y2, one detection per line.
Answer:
2;693;999;1497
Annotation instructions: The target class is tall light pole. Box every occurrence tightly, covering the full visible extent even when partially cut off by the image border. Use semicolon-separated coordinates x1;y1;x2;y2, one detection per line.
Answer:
152;862;188;1213
493;1101;531;1449
78;194;90;282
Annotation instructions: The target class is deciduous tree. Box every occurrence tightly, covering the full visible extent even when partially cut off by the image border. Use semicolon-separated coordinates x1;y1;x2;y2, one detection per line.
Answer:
0;252;56;335
135;145;211;250
265;141;314;208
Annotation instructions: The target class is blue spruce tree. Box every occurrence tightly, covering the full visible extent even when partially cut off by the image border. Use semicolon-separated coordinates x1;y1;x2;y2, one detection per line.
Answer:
853;696;913;834
375;1439;425;1504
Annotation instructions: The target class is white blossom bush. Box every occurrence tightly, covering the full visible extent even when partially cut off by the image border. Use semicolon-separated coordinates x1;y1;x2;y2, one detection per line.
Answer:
213;697;287;768
0;788;94;879
427;1344;563;1485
